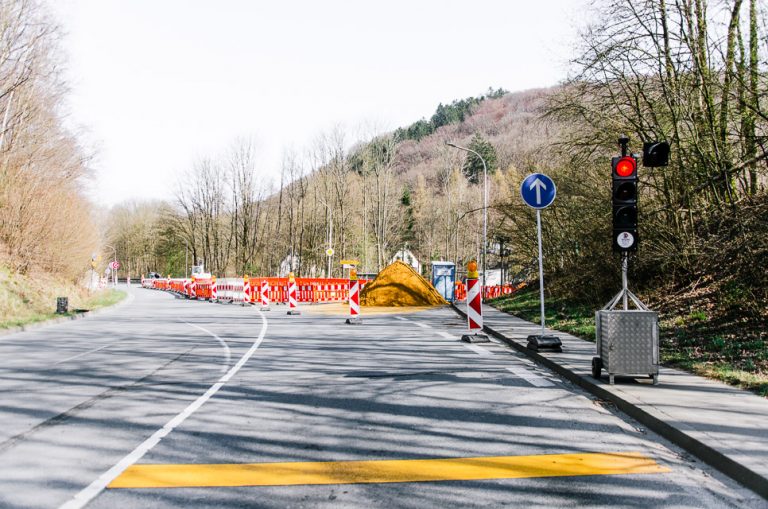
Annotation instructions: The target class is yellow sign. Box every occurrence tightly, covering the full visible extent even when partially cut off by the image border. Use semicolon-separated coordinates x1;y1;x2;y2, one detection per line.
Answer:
340;259;359;266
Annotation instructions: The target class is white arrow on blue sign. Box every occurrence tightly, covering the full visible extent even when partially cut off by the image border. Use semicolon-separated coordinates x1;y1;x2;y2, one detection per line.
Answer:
520;173;557;209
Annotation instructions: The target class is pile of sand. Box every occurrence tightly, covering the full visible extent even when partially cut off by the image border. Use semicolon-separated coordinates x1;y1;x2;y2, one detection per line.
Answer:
360;261;447;307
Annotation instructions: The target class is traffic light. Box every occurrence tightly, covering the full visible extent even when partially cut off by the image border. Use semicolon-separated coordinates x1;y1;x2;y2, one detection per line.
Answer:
612;155;638;252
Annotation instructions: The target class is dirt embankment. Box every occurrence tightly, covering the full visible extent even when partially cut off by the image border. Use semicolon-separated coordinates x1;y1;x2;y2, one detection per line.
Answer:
360;261;447;307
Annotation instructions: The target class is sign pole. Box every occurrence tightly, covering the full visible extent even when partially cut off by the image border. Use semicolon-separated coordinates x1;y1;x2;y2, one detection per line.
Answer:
536;209;546;335
519;172;562;352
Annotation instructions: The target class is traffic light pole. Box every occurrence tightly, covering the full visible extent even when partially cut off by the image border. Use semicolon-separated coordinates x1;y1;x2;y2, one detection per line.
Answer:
622;254;628;310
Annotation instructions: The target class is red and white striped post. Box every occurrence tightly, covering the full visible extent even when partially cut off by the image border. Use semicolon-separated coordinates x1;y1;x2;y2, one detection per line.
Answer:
243;275;252;306
286;272;301;315
345;268;362;325
260;279;270;311
183;278;189;297
462;260;489;343
210;276;218;302
190;276;197;299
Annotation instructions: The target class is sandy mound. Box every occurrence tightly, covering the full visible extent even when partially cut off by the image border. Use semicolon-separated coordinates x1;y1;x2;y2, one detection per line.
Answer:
360;261;447;307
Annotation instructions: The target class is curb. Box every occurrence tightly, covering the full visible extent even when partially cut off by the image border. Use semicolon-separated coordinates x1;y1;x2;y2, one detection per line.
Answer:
451;303;768;501
0;290;134;339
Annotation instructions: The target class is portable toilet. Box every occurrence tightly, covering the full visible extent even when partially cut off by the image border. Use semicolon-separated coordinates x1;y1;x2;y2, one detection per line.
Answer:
431;261;456;302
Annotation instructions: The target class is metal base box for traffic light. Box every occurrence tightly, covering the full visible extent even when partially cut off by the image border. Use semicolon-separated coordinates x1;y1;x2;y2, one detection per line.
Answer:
593;310;659;385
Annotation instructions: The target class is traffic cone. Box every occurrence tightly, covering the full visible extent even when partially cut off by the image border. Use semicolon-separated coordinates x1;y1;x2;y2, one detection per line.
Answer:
346;268;362;324
260;279;271;311
286;272;301;315
462;260;489;343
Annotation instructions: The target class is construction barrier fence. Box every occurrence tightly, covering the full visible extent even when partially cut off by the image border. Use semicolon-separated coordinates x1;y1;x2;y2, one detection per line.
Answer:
142;276;371;304
144;276;524;304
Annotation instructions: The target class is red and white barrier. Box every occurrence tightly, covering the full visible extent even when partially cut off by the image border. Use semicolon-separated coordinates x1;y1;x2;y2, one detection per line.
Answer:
260;280;270;310
190;277;197;299
287;272;300;315
243;276;252;305
211;277;218;301
467;277;482;331
462;261;489;343
346;270;361;324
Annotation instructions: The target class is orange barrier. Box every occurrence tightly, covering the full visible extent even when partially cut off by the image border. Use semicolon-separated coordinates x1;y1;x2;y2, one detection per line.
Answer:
454;282;525;302
144;275;370;305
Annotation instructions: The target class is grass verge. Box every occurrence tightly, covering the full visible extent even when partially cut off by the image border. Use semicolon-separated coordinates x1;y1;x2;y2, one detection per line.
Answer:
489;287;768;397
0;265;127;330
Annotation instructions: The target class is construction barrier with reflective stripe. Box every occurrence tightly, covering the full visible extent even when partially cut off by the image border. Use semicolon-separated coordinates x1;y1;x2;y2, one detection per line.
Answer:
142;276;370;304
454;282;525;302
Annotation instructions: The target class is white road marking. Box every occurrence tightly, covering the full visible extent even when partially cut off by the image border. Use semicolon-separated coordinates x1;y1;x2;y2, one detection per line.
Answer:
463;344;494;356
182;321;231;374
438;331;455;340
414;322;431;329
59;310;269;509
394;317;410;322
506;366;555;387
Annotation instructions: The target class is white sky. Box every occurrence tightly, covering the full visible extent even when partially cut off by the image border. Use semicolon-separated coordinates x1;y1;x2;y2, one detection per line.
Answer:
51;0;589;206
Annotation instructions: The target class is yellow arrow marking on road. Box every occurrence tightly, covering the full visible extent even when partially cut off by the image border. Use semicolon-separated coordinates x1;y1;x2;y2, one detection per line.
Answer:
109;451;670;489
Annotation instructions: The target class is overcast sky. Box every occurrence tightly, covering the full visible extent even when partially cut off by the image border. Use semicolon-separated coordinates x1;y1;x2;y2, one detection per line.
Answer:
51;0;590;206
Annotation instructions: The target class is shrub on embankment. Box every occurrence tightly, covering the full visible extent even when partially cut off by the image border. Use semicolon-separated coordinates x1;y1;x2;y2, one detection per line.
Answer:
0;266;125;330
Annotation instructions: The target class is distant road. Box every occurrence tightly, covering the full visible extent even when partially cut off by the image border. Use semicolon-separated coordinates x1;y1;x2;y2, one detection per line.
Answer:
0;287;760;508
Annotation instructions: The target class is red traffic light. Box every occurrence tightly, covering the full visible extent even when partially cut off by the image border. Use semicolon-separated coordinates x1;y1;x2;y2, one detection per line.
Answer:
615;156;636;177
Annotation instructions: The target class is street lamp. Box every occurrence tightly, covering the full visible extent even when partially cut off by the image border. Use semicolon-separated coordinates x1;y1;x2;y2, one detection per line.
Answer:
317;198;334;278
446;141;489;290
104;244;117;288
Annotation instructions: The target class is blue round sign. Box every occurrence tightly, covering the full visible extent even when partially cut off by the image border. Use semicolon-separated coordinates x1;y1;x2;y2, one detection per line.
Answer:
520;173;557;209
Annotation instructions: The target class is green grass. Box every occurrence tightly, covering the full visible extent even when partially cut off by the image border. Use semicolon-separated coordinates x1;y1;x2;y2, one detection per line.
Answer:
489;288;596;341
489;287;768;397
0;276;127;330
82;289;126;310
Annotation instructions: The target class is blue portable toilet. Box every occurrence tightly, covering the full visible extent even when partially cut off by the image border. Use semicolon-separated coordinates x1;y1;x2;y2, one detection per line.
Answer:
431;261;456;302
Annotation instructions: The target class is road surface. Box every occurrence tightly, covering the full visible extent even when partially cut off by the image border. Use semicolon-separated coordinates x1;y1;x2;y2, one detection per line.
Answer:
0;286;763;508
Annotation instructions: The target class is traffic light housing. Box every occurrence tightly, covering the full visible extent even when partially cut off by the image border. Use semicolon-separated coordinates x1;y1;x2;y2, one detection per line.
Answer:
612;155;638;252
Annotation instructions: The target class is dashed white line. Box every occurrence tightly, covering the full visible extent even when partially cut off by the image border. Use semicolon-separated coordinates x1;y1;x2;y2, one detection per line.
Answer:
437;331;455;340
506;365;555;387
463;343;494;356
414;322;432;329
59;310;269;509
394;317;410;322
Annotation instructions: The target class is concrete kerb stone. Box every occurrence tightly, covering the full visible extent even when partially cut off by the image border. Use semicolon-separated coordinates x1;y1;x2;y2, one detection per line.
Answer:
450;302;768;501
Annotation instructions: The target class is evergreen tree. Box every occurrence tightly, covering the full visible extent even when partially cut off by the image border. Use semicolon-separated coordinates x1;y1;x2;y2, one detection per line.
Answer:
461;133;497;184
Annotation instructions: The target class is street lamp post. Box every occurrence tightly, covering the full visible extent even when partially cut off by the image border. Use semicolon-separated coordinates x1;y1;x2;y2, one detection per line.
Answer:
318;198;334;278
104;244;117;288
446;142;489;290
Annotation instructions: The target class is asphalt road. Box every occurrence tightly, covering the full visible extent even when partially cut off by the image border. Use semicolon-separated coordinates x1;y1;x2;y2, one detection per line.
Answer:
0;286;764;508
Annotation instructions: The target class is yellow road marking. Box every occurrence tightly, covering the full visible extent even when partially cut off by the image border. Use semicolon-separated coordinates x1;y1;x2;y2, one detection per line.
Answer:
303;303;442;316
109;451;670;489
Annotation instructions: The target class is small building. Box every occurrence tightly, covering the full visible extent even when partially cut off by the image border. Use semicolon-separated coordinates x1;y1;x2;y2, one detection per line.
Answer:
390;248;422;274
